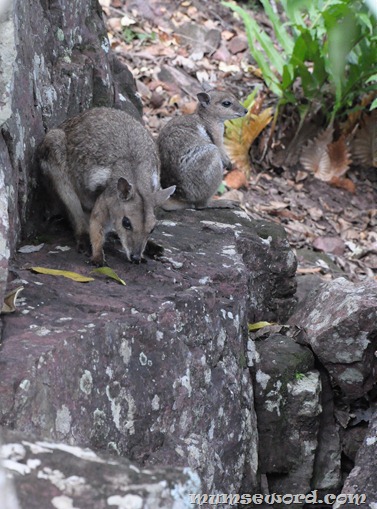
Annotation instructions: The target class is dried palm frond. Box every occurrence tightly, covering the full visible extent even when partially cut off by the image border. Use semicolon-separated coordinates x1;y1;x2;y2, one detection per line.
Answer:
300;128;352;181
224;92;273;178
351;111;377;168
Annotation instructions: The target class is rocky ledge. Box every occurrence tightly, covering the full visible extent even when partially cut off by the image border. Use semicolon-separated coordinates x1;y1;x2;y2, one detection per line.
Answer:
0;208;297;504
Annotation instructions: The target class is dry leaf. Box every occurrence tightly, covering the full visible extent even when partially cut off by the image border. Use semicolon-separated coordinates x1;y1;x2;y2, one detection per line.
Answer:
300;128;351;181
18;243;44;253
30;267;94;283
1;286;24;314
296;267;323;274
329;176;356;193
224;98;273;178
351;111;377;167
224;169;248;189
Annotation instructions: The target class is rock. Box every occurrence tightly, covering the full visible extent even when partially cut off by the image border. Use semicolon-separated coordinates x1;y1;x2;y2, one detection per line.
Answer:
158;65;202;94
212;42;232;63
0;0;141;309
312;236;345;256
311;369;342;494
290;277;377;400
0;208;297;494
176;22;221;59
295;274;324;307
248;332;322;500
341;425;368;463
0;429;200;509
228;35;249;55
334;410;377;508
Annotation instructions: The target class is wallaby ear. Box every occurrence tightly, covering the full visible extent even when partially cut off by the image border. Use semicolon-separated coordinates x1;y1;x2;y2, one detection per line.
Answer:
154;185;176;206
117;177;133;201
197;92;211;108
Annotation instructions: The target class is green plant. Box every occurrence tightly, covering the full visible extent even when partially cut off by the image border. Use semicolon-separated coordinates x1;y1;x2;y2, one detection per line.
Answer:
122;27;157;44
223;0;377;124
294;372;306;381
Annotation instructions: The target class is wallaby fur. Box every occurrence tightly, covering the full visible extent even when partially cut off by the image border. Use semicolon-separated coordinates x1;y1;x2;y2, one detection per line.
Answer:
38;107;175;265
157;89;247;210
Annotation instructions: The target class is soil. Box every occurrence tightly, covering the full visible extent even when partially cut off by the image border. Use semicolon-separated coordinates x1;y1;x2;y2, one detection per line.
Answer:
99;0;377;283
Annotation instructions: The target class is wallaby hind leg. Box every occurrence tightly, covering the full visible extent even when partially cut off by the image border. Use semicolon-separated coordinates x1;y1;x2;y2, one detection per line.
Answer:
39;129;89;251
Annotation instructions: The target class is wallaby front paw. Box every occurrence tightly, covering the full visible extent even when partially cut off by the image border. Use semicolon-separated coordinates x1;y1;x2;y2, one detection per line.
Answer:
91;254;106;267
76;234;91;255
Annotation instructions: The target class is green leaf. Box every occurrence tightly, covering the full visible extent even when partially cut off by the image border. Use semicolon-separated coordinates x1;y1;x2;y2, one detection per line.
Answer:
260;0;294;54
371;98;377;111
91;266;126;285
223;2;284;96
30;266;94;283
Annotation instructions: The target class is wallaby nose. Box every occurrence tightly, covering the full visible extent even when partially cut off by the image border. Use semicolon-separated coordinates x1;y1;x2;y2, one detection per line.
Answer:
130;254;142;264
243;107;248;115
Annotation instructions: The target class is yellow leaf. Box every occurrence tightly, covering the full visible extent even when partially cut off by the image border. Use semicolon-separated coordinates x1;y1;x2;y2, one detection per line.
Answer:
91;267;126;286
30;267;94;283
248;321;275;331
224;93;273;178
1;286;24;314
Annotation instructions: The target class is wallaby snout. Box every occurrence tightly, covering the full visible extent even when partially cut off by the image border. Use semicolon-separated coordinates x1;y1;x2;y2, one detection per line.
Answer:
90;176;175;266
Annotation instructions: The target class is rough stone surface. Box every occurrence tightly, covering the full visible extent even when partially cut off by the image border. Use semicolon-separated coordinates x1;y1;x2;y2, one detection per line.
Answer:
312;369;342;494
290;277;377;401
248;332;322;500
335;410;377;509
0;209;297;495
0;0;141;309
0;428;200;509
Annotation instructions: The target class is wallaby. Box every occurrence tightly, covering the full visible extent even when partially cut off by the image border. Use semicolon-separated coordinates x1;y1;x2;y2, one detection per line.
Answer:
157;88;247;210
38;107;175;266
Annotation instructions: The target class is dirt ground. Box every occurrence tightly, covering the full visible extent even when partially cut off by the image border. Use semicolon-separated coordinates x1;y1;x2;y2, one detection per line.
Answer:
100;0;377;283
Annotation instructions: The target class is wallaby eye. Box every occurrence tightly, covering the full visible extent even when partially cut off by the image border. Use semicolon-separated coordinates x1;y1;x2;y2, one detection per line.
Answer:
122;217;132;230
222;100;232;107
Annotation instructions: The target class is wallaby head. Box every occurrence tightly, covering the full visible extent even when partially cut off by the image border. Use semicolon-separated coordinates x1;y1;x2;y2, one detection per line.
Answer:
196;90;248;122
105;176;175;264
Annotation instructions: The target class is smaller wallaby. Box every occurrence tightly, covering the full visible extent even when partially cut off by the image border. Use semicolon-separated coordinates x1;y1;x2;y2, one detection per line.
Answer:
38;107;175;266
157;87;247;210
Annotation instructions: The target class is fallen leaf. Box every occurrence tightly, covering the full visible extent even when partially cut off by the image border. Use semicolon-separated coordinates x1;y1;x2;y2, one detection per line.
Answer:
18;243;44;253
224;169;248;189
120;14;137;26
91;267;126;286
248;321;275;331
1;286;24;314
312;236;345;256
296;267;323;274
329;176;356;193
30;267;94;283
220;189;244;203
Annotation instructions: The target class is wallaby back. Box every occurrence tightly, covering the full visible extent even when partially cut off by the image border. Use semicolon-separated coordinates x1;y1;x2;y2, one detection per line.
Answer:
39;107;175;265
157;89;247;209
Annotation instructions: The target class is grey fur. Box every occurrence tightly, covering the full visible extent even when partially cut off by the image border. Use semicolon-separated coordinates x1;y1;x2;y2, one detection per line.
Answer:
38;107;175;265
157;89;247;209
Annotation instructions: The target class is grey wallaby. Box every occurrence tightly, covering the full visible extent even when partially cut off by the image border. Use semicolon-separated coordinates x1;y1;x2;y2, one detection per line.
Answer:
157;87;247;210
38;107;175;266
